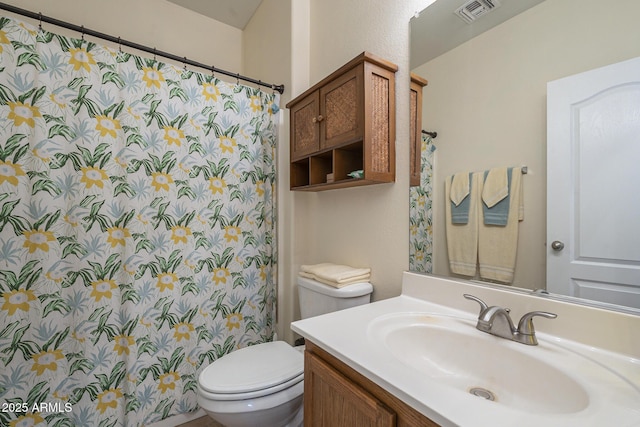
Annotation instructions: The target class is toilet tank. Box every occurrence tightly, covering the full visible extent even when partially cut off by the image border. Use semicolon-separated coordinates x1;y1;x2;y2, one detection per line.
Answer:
297;276;373;319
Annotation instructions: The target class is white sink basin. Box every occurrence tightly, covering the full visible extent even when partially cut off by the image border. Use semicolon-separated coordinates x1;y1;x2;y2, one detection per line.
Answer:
368;313;590;414
294;273;640;426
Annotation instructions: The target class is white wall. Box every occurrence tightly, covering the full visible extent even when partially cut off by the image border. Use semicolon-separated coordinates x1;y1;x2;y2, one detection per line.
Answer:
413;0;640;290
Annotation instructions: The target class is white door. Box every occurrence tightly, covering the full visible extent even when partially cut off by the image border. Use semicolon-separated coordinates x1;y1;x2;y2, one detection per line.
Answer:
546;56;640;310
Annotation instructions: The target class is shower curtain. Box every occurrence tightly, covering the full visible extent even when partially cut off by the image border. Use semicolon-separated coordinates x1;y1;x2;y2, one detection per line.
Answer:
0;17;279;426
409;134;434;273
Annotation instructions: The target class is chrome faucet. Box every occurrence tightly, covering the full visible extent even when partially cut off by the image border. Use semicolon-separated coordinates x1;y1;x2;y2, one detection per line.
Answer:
463;294;557;345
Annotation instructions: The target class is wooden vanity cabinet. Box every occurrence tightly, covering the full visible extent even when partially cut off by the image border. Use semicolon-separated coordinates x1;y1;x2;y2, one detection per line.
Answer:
288;52;397;191
304;341;440;427
410;73;428;187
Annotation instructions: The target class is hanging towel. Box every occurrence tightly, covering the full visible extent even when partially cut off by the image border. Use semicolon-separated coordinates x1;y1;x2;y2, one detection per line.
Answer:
482;167;512;226
450;172;470;205
482;167;509;207
445;172;480;277
478;167;524;283
450;172;473;224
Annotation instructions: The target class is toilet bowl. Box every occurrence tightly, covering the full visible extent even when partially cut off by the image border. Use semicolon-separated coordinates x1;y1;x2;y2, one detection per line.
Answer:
197;341;304;427
197;277;373;426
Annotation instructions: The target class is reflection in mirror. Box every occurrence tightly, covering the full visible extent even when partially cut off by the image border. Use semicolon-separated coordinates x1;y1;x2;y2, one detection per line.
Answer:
409;0;640;312
409;133;435;274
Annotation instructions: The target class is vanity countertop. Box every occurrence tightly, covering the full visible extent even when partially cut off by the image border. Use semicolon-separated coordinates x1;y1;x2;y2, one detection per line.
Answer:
291;272;640;427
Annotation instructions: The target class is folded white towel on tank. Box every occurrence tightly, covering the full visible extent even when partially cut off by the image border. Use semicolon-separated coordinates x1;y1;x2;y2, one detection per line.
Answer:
299;263;371;288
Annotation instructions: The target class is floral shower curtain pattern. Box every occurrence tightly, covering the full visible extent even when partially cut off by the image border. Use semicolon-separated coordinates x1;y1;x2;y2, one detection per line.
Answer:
0;17;279;426
409;134;434;273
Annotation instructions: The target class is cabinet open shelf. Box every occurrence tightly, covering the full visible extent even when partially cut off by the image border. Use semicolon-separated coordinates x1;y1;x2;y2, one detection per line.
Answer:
288;140;383;191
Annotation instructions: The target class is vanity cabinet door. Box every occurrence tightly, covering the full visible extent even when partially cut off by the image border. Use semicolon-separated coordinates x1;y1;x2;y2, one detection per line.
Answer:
305;351;395;427
305;341;440;427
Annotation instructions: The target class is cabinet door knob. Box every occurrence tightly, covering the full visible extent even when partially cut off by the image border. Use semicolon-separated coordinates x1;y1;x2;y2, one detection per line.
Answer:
317;115;324;122
312;117;317;123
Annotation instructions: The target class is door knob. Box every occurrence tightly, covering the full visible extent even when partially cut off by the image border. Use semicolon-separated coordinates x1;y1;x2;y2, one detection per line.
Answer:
551;240;564;251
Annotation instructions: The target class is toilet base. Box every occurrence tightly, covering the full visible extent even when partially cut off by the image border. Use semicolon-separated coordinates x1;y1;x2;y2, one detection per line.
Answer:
201;394;303;427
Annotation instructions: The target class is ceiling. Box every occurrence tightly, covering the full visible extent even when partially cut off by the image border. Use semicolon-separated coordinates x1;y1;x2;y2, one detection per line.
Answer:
167;0;263;29
168;0;544;60
411;0;545;68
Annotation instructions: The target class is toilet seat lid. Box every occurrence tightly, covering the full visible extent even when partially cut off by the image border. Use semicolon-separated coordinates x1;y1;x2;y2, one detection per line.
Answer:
199;341;304;394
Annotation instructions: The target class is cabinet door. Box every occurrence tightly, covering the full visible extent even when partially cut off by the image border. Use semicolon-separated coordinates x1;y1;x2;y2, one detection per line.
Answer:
305;351;396;427
291;91;320;159
363;62;396;183
320;65;363;150
410;74;428;187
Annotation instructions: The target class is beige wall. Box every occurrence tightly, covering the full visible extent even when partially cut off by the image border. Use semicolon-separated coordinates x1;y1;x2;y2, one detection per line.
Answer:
413;0;640;290
2;0;243;74
244;0;438;343
245;0;433;342
1;0;446;344
247;0;438;343
296;0;433;305
242;0;295;342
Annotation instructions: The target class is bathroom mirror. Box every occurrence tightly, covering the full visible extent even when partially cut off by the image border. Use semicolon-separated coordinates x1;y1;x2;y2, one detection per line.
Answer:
409;0;640;313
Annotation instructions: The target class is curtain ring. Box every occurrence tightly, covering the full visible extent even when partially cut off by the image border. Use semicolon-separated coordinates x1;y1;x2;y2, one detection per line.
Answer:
117;36;122;53
236;73;240;85
38;12;43;32
153;47;157;61
183;57;187;71
80;25;85;41
211;65;215;79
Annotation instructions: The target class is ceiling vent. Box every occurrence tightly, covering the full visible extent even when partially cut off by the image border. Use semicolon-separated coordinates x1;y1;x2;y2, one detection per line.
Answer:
455;0;501;24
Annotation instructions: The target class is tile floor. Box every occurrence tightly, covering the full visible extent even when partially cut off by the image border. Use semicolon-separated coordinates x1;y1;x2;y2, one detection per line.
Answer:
176;416;222;427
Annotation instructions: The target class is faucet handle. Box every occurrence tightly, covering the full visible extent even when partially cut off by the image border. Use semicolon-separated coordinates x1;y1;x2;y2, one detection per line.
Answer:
463;294;488;315
517;311;557;336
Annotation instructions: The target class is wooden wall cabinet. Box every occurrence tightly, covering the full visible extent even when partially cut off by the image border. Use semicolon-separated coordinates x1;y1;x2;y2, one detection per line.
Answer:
287;52;397;191
410;73;428;187
304;341;440;427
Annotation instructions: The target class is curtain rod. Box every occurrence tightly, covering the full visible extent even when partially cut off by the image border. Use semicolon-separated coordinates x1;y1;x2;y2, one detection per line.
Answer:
0;2;285;94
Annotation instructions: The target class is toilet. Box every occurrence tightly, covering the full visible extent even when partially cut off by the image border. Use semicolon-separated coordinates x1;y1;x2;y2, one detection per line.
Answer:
197;276;373;427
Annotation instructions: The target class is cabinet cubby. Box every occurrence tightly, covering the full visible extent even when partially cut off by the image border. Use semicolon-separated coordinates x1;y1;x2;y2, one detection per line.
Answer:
309;152;333;185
